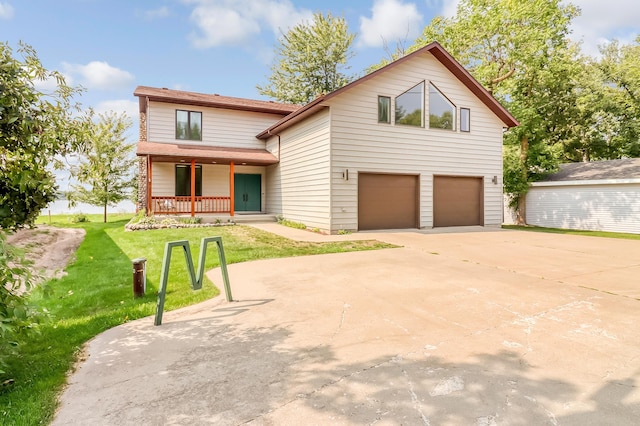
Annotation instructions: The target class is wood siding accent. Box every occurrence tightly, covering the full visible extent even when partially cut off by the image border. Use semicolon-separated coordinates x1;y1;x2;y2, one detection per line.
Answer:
526;183;640;234
327;52;504;231
147;101;283;149
265;109;331;230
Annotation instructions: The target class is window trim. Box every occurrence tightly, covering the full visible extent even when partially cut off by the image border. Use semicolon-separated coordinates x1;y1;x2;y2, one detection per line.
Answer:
395;81;425;128
460;107;470;132
377;96;391;124
175;164;202;196
428;82;456;131
175;110;203;141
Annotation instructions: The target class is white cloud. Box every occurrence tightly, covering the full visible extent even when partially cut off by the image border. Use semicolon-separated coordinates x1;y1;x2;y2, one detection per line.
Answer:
143;6;170;19
436;0;459;18
183;0;312;48
0;2;14;19
93;99;139;121
566;0;640;56
62;61;135;90
32;74;64;93
359;0;423;48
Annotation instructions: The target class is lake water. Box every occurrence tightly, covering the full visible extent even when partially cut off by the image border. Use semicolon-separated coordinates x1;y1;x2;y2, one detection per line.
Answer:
42;199;136;215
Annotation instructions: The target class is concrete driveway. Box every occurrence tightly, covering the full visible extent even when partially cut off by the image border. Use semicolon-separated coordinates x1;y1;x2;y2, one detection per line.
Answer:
53;227;640;425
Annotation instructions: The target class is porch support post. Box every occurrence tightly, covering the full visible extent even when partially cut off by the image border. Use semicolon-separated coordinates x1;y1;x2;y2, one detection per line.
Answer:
147;156;153;215
190;159;196;217
229;161;235;216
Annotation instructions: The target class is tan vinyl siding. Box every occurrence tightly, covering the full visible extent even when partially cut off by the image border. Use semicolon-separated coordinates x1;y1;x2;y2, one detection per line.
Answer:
147;101;283;149
327;52;505;231
151;163;175;196
201;165;230;196
265;109;331;230
526;183;640;234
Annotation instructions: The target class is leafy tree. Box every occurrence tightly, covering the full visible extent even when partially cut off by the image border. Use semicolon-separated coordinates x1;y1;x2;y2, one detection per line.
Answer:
257;12;355;104
397;0;580;222
555;38;640;162
68;112;136;223
0;42;88;375
595;38;640;158
0;42;88;230
429;111;454;129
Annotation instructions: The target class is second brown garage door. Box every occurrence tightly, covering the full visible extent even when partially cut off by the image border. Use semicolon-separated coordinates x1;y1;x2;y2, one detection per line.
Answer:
433;176;483;227
358;173;418;230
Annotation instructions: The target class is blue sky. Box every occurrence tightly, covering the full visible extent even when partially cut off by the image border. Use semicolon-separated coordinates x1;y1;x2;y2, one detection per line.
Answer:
2;0;640;129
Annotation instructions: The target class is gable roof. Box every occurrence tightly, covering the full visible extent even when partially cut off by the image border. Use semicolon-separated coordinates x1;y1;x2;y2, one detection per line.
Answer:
545;158;640;181
134;86;299;116
256;41;518;139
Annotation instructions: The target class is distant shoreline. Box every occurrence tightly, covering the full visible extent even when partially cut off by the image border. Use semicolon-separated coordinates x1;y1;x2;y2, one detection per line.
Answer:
42;199;136;215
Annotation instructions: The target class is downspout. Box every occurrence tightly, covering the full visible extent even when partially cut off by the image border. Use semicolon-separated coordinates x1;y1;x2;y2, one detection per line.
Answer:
229;161;235;216
190;159;196;217
147;155;152;215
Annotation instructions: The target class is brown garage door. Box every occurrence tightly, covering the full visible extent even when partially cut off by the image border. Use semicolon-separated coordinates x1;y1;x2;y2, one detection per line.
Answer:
358;173;418;230
433;176;483;227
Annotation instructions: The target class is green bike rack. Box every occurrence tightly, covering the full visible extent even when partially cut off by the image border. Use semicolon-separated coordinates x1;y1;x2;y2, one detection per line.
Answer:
154;236;233;326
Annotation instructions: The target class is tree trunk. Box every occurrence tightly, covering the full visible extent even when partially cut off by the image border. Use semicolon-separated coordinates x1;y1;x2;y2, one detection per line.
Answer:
515;135;529;225
103;203;107;223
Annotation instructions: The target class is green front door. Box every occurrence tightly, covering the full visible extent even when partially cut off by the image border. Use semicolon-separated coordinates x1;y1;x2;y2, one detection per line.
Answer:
234;174;261;212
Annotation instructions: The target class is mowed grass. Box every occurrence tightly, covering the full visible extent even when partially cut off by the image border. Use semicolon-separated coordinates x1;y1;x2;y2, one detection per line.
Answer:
1;215;394;425
503;224;640;240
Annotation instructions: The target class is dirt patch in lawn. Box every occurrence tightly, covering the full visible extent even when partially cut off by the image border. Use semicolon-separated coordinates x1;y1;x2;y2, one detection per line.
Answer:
6;226;86;293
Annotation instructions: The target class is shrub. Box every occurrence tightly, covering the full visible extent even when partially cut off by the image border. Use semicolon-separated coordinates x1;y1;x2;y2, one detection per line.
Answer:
71;213;88;223
179;217;202;225
0;232;44;375
278;218;307;230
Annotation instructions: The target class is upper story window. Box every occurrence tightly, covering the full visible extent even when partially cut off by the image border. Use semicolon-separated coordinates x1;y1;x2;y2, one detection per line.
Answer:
395;82;424;127
429;83;455;131
378;96;391;123
460;108;470;132
176;110;202;140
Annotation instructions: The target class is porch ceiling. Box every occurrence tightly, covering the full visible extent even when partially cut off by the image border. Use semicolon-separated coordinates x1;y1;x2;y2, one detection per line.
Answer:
136;141;279;166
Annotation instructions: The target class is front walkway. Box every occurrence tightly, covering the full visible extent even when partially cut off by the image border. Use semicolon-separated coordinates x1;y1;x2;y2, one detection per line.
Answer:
52;227;640;425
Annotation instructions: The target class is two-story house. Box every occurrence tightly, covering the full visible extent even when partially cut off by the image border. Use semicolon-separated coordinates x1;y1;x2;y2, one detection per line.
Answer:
135;41;518;233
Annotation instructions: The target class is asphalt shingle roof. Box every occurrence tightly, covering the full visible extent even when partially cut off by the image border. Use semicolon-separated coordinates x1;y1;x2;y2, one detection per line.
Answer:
546;158;640;181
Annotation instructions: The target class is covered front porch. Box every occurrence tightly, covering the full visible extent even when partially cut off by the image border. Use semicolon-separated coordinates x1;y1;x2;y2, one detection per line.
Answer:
137;141;278;217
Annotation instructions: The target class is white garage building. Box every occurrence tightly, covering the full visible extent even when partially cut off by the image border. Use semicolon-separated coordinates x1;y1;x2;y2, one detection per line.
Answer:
525;158;640;234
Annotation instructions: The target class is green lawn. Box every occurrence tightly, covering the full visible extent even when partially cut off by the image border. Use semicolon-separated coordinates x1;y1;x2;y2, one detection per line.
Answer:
0;216;394;425
503;224;640;240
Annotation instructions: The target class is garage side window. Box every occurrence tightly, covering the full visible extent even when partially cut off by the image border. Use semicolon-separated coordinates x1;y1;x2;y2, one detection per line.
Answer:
395;82;424;127
429;83;455;131
378;96;391;123
176;110;202;141
460;108;470;132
